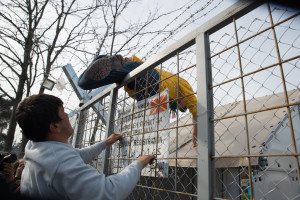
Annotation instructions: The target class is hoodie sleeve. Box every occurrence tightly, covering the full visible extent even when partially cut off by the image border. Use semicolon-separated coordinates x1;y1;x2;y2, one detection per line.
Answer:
56;151;143;200
75;142;107;164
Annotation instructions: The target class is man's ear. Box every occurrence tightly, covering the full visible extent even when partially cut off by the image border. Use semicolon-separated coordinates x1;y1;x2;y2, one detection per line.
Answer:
49;122;58;133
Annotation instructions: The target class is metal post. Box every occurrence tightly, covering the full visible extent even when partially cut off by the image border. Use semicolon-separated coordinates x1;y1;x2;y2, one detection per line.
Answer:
175;51;180;198
103;89;118;176
71;110;80;147
63;64;108;124
72;109;88;148
196;33;213;200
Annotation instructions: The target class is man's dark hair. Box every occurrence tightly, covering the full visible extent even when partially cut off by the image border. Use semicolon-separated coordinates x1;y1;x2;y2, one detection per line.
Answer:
16;94;63;142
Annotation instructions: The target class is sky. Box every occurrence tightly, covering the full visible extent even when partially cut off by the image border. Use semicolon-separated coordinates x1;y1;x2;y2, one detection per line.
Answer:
8;0;300;145
46;0;238;112
8;0;239;144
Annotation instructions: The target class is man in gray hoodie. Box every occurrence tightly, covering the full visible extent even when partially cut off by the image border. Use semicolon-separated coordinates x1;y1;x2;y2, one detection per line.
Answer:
16;94;155;200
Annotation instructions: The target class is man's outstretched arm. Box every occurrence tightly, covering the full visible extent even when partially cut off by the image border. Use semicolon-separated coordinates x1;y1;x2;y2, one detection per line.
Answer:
76;133;123;163
192;115;197;148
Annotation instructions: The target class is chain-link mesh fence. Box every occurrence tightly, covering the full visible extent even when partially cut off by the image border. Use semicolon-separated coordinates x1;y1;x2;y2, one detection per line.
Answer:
72;95;111;172
70;1;300;199
210;2;300;200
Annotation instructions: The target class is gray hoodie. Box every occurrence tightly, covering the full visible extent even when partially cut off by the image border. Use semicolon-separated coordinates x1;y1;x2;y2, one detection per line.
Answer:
21;141;142;200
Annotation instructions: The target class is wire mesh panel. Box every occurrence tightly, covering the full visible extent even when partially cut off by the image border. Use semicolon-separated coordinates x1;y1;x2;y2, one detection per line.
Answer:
73;51;199;199
70;1;300;200
74;95;111;172
104;52;199;200
209;2;300;200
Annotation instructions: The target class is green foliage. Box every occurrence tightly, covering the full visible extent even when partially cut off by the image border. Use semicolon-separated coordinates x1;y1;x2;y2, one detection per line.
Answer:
241;193;250;200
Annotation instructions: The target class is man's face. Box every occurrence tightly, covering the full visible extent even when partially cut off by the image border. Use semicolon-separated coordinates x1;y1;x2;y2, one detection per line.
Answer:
178;99;187;112
124;57;133;62
57;106;74;137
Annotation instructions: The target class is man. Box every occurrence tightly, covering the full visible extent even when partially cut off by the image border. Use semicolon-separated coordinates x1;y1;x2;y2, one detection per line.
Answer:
10;158;25;194
78;55;198;147
1;156;16;192
16;94;155;200
0;156;27;199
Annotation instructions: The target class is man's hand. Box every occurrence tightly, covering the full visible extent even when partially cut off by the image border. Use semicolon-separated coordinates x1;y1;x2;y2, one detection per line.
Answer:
105;133;123;146
3;163;14;183
192;127;197;148
192;115;197;148
15;159;25;178
137;155;156;168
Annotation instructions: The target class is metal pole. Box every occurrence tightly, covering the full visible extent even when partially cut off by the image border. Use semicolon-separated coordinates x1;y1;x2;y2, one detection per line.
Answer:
103;89;118;176
153;63;163;200
196;33;214;200
175;51;180;199
71;110;81;147
233;17;253;199
73;110;88;148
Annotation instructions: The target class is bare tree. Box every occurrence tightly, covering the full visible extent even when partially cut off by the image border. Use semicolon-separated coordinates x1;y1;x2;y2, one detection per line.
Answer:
0;0;204;151
0;95;12;145
93;0;182;57
0;0;103;151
